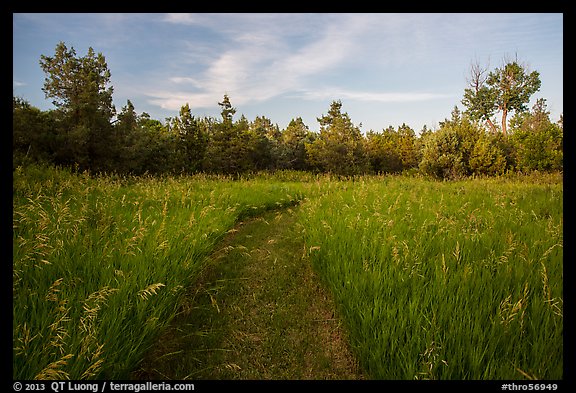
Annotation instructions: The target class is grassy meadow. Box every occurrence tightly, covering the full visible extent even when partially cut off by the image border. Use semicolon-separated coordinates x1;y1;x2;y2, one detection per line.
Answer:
298;173;563;379
12;165;305;379
12;165;562;380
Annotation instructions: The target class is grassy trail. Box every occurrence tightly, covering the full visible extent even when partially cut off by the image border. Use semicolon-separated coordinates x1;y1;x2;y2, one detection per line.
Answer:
134;205;363;380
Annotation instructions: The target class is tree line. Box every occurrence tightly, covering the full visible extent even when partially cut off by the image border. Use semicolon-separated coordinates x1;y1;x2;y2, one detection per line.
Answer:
13;42;563;179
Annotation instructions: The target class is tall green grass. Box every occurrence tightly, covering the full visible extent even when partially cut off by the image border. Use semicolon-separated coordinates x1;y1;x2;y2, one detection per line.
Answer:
299;173;563;379
13;165;563;380
13;164;305;379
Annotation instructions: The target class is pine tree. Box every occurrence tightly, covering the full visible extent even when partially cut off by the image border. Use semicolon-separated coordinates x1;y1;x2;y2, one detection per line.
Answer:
306;100;368;175
39;42;116;171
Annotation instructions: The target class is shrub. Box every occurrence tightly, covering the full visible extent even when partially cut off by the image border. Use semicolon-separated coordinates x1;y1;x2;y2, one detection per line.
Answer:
419;113;510;179
510;123;563;172
469;134;507;176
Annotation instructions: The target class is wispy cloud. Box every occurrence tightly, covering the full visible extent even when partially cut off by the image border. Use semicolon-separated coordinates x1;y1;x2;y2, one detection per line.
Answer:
298;89;455;103
12;13;562;132
146;13;392;110
145;90;216;111
162;13;199;25
129;13;561;123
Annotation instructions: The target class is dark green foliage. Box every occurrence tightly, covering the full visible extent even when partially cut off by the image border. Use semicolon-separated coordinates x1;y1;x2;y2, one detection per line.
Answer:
39;42;116;172
249;116;281;171
419;108;507;180
364;124;419;174
508;99;563;172
468;134;507;176
279;117;314;171
172;104;208;174
14;43;561;178
202;103;245;174
305;100;369;175
13;97;59;167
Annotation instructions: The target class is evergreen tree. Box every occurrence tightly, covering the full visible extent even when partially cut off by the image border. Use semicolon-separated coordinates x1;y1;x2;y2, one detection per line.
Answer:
396;123;419;170
509;99;563;171
249;116;279;171
306;100;368;175
172;104;207;173
219;94;236;124
13;97;58;166
204;95;244;174
114;100;139;172
281;117;311;170
364;127;403;174
39;42;116;171
419;110;485;179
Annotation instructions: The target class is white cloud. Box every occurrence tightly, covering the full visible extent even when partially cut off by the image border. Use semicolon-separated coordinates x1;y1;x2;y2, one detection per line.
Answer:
162;13;199;25
145;13;559;115
149;14;383;110
145;90;219;111
12;13;562;132
168;76;201;86
297;89;455;103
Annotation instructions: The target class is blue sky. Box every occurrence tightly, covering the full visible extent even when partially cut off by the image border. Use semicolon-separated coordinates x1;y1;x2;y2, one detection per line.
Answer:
13;13;563;133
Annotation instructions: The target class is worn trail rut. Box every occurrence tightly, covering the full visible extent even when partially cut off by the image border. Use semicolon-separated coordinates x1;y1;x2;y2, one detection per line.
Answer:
134;206;363;380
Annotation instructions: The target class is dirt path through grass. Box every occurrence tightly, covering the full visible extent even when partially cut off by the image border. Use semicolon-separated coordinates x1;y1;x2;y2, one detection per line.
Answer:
134;206;363;380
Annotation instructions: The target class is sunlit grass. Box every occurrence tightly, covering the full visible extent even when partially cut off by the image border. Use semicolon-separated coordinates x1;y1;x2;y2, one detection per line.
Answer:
299;173;562;379
12;165;305;379
13;165;562;380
